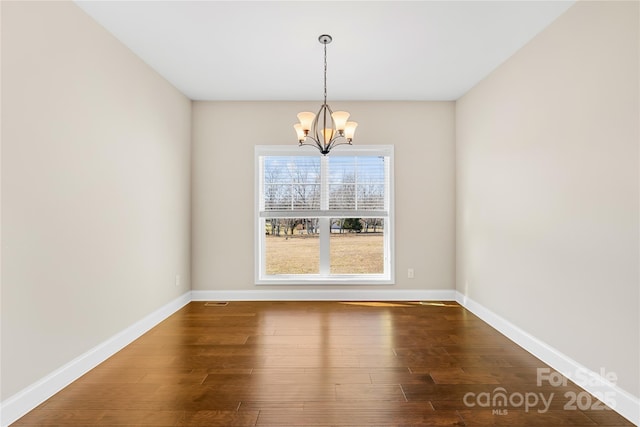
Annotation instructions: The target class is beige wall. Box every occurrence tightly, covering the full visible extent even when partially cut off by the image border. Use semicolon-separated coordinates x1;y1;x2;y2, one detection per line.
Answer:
456;0;639;396
192;101;455;292
1;1;191;399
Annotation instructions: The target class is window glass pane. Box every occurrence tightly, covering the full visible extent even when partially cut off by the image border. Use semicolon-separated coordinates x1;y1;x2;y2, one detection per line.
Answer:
328;156;385;210
264;156;320;210
264;218;320;274
329;183;355;210
330;218;384;274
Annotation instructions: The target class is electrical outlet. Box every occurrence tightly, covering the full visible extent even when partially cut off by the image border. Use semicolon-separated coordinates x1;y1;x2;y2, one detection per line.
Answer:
175;274;181;287
408;268;414;279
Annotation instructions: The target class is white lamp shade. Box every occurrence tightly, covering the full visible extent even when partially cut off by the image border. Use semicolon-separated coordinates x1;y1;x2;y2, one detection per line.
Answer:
297;112;315;131
293;123;306;141
322;128;334;144
331;111;350;131
344;121;358;140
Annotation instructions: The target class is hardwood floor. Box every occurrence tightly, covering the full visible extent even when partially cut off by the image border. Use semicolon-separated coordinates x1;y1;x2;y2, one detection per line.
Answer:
13;301;634;426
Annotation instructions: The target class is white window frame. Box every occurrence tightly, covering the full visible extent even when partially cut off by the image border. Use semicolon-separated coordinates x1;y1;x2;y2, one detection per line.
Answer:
255;145;395;285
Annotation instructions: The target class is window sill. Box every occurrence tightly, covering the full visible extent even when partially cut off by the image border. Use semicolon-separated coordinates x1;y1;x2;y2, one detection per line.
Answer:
256;274;394;286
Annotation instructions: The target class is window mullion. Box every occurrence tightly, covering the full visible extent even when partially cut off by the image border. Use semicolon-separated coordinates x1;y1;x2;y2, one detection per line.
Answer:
319;156;329;275
320;156;328;210
319;217;330;275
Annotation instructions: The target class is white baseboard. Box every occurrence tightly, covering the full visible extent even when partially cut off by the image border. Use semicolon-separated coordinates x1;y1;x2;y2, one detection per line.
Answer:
455;291;639;426
0;292;192;427
191;289;457;302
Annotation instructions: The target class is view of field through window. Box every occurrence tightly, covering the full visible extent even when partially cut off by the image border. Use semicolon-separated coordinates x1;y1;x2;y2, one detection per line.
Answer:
264;218;384;275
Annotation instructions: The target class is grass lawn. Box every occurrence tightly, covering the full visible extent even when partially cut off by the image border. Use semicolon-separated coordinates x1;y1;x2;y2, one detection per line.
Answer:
265;233;384;275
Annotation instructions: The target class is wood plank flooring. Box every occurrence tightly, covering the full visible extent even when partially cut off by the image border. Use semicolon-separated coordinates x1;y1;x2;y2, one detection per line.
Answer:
13;301;634;426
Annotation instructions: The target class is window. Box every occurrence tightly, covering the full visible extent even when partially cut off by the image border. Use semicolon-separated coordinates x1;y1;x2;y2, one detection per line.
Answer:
255;145;394;284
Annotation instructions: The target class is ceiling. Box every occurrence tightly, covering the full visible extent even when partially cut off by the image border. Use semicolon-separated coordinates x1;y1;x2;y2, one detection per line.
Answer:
75;1;575;101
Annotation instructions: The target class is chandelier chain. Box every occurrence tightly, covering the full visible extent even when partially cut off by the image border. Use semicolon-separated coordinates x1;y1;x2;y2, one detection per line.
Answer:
323;42;327;105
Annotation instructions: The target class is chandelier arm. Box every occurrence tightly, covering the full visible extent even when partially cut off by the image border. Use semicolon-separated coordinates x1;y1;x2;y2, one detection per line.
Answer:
298;137;324;151
326;138;353;152
299;134;343;155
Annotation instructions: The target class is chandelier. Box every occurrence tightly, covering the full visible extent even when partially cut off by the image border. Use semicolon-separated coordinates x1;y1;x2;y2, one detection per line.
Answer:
294;34;357;155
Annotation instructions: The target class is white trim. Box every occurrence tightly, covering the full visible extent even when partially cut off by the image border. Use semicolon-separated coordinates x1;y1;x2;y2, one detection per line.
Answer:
455;291;640;426
255;145;391;157
0;292;192;427
255;278;395;286
192;289;456;302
